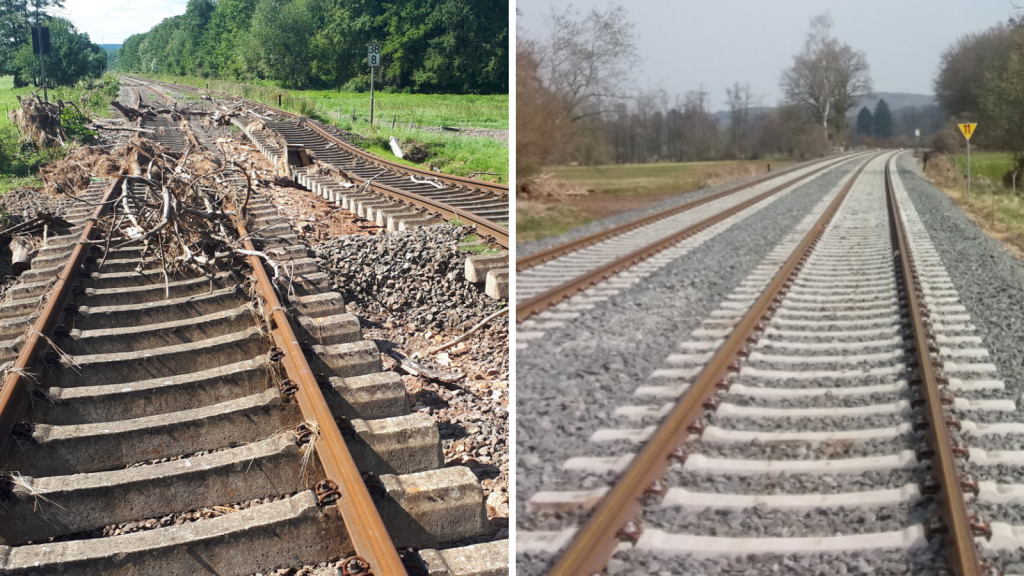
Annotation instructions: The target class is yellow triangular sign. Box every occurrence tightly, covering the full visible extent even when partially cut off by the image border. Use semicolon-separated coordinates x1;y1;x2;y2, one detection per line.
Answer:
959;123;978;141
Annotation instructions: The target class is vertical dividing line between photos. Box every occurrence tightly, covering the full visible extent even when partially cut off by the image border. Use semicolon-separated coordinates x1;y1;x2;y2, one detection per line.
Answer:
507;0;518;570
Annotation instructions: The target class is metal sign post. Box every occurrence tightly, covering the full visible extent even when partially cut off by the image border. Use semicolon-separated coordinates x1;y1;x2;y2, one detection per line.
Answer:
959;123;977;197
367;42;380;127
31;26;50;102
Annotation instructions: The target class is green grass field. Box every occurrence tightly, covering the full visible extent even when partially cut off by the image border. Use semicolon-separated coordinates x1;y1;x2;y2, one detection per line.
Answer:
136;74;508;183
955;151;1015;184
0;74;119;193
518;159;791;243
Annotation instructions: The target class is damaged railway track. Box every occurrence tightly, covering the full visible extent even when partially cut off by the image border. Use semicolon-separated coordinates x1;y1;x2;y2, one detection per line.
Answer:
0;78;508;575
122;76;509;299
126;77;509;244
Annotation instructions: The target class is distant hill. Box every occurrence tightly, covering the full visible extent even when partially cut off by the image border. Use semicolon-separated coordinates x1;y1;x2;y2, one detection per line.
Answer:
99;44;121;68
849;92;936;116
714;93;937;126
713;106;773;127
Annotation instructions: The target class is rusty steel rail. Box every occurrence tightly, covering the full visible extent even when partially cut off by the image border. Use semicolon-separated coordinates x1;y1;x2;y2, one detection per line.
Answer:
227;202;408;572
129;77;510;249
546;153;880;576
314;159;509;248
0;178;123;459
517;155;857;272
124;78;409;574
883;158;982;575
516;154;860;323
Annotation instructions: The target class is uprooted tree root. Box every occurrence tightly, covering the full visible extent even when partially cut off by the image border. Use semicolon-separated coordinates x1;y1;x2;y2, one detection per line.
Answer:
8;94;68;148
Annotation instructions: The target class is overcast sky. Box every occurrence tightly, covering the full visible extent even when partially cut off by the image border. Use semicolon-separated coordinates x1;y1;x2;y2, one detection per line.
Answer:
48;0;187;45
517;0;1019;110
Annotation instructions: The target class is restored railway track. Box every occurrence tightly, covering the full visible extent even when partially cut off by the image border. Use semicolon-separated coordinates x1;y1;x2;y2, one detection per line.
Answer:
0;79;507;575
518;152;1012;575
515;152;867;344
126;76;509;249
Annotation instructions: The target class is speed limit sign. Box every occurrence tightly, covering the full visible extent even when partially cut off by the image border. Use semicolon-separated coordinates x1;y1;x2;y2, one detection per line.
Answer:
368;43;380;67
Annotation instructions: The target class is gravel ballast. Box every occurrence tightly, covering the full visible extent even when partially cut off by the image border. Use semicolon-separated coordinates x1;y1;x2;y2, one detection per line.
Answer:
311;224;509;537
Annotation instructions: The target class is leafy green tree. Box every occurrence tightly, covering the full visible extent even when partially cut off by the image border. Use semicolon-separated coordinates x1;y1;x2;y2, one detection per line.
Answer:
0;0;63;77
12;17;104;87
242;0;320;86
308;1;377;88
981;45;1024;172
412;0;508;93
116;0;509;93
873;99;893;139
855;106;873;136
196;0;258;77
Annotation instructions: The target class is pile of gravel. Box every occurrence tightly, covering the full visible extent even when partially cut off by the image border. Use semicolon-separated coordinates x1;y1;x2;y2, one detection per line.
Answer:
0;188;73;220
312;225;506;333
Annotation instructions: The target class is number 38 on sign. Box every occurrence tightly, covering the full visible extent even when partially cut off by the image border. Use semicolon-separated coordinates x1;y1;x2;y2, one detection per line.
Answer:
368;44;381;67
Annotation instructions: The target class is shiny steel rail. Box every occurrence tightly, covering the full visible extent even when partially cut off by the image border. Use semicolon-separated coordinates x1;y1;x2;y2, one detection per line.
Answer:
546;150;983;575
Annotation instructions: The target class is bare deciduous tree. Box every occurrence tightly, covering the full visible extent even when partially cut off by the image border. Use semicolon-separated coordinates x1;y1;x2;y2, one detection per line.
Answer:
516;40;569;177
542;3;640;123
725;82;760;159
780;13;872;139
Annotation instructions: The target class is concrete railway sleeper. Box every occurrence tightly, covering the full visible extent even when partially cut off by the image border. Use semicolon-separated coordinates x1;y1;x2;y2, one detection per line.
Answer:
0;82;507;576
520;152;994;575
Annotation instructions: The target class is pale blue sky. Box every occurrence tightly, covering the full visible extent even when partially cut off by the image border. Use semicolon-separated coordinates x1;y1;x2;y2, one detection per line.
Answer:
517;0;1019;109
48;0;188;45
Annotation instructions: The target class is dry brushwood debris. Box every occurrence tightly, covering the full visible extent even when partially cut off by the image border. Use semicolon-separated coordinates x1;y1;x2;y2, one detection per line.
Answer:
46;137;301;298
38;145;122;197
516;173;587;199
8;94;67;147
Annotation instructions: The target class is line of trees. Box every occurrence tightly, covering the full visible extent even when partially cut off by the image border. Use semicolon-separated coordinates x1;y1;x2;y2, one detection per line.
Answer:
117;0;508;94
934;17;1024;174
518;9;878;178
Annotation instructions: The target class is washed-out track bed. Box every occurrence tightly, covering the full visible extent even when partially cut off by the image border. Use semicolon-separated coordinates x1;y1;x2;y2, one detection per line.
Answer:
125;76;510;300
517;152;1024;575
0;80;507;575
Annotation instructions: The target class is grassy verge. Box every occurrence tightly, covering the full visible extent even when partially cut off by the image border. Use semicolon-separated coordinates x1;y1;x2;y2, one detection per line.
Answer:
924;151;1024;259
0;74;121;193
517;159;791;243
954;151;1015;184
133;73;508;183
